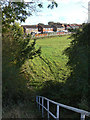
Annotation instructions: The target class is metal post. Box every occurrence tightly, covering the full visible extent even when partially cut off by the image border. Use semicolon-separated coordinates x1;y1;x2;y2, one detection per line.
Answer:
81;114;85;120
39;97;40;111
42;97;44;118
47;100;49;119
36;96;38;108
57;105;59;120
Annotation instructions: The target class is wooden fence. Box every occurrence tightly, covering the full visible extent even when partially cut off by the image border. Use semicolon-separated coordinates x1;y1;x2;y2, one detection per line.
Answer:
36;96;90;120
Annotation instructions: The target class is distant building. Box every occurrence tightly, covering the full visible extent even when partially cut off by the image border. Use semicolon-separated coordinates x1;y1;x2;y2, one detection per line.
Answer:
21;22;81;34
68;24;81;30
21;25;38;34
48;22;65;31
54;25;65;31
38;23;53;33
66;24;71;29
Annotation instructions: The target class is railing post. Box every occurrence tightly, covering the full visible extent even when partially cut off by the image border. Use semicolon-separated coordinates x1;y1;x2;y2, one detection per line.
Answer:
56;105;59;120
39;97;40;111
81;114;85;120
36;96;37;102
42;97;44;118
36;96;38;108
47;100;49;119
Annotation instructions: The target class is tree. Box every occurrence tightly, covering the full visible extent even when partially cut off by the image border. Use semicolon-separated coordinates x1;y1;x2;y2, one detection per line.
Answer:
63;23;90;110
1;0;58;27
2;0;58;104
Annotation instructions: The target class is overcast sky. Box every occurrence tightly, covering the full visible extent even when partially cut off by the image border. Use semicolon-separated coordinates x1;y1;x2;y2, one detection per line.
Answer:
21;0;90;25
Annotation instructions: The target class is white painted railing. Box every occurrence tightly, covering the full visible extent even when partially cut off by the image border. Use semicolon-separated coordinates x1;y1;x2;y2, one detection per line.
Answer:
36;96;90;120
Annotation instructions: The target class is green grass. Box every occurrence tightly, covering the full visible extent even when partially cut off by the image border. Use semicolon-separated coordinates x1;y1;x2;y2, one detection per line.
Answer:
36;35;71;58
22;35;72;88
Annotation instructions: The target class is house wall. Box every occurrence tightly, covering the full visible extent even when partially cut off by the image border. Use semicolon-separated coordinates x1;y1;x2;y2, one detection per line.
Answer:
43;28;53;32
26;28;38;34
57;27;65;31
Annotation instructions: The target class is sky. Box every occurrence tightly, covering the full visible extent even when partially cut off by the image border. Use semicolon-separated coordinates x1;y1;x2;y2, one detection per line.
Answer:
21;0;90;25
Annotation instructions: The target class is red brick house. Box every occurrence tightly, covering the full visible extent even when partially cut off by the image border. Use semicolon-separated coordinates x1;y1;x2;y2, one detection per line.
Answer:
21;25;38;34
21;23;81;34
48;22;65;31
38;23;53;33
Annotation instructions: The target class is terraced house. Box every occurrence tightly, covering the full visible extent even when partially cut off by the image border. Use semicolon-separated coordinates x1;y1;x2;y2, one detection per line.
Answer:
48;22;65;31
21;25;38;34
21;22;81;34
38;23;53;33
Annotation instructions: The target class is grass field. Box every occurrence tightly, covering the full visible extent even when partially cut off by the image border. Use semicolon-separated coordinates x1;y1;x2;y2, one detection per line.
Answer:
22;35;72;89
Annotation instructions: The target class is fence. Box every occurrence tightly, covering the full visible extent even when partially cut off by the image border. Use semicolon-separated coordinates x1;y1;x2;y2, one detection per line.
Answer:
32;32;71;38
36;96;90;120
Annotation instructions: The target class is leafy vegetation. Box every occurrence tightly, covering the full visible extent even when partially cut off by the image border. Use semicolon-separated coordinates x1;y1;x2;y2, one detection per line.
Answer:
63;23;90;111
2;22;41;104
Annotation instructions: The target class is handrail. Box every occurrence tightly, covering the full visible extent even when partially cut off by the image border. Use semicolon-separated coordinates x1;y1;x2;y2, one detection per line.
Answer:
36;96;90;120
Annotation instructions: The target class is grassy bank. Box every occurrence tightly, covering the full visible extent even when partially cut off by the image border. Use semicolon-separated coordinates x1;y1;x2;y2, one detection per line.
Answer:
23;35;71;87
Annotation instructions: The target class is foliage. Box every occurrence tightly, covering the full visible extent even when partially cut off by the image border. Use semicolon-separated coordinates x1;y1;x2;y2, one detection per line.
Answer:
63;23;90;110
68;28;77;32
47;1;58;9
2;22;41;105
1;1;30;32
2;0;45;105
3;22;41;66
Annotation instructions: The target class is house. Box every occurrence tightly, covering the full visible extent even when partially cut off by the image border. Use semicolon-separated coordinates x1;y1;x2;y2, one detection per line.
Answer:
55;25;65;31
66;24;71;29
21;25;38;34
48;22;65;32
69;24;81;29
38;23;53;33
21;23;81;35
22;24;54;34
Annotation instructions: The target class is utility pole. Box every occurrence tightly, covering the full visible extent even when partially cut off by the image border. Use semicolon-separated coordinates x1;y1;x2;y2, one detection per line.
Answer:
88;1;90;23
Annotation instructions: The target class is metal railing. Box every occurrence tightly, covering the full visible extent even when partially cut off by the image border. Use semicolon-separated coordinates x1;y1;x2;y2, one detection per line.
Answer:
36;96;90;120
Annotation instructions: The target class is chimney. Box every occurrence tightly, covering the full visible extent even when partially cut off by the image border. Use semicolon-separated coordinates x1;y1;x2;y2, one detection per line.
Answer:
88;1;90;23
